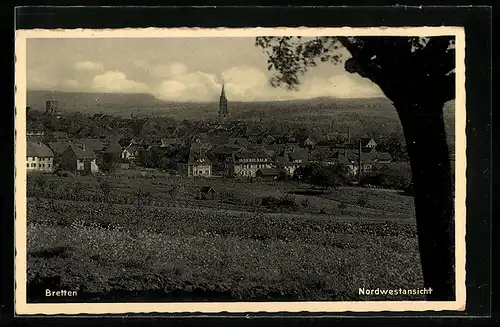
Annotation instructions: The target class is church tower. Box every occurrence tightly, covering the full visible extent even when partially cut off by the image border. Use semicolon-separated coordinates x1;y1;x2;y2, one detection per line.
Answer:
218;83;228;123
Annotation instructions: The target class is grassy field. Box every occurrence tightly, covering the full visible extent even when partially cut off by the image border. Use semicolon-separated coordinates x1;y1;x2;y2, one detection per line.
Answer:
26;171;424;302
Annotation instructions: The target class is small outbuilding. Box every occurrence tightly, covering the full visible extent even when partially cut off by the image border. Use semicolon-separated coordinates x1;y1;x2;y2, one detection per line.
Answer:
199;186;216;200
255;167;279;180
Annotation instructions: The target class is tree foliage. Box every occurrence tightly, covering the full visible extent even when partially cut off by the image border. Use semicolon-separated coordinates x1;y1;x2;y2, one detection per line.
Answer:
256;35;456;300
255;36;455;105
294;163;349;188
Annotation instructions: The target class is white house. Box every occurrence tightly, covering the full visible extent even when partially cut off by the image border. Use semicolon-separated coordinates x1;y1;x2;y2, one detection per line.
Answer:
178;151;212;177
225;149;272;177
26;142;54;172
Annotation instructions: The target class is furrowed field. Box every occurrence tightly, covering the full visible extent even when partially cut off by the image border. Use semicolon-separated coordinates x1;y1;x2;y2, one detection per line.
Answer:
26;171;424;302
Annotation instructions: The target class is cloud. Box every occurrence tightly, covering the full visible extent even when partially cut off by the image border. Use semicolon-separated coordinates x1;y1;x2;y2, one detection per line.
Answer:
75;61;104;72
153;70;220;101
151;64;384;102
27;69;59;90
92;71;149;93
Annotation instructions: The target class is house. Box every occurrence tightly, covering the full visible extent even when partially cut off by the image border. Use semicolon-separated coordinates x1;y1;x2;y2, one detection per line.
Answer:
140;118;158;136
26;142;54;172
277;148;309;176
199;186;216;200
225;149;272;178
360;137;377;149
178;151;212;177
60;143;99;173
122;145;144;161
255;168;279;180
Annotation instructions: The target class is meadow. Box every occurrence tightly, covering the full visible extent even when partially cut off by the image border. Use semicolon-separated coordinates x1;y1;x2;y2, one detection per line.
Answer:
26;171;424;302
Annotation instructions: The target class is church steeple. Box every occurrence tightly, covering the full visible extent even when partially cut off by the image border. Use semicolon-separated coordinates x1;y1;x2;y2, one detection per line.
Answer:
218;83;228;123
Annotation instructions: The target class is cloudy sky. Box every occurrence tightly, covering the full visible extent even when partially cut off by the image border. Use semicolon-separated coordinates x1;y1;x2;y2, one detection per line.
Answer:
26;37;384;102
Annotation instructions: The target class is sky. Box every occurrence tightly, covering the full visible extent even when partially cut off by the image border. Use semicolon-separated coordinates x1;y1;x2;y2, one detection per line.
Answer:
26;37;385;102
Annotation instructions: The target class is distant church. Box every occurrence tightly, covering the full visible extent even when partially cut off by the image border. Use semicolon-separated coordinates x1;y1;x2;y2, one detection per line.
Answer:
218;83;228;123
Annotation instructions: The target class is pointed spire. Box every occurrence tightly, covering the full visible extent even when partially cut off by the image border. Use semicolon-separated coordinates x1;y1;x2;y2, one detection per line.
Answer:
220;82;226;98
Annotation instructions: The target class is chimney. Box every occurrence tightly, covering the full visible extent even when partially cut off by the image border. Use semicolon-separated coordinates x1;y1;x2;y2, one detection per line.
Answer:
80;143;86;151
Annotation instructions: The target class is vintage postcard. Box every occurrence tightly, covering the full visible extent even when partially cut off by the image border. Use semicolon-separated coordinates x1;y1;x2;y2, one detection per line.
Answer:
15;27;466;315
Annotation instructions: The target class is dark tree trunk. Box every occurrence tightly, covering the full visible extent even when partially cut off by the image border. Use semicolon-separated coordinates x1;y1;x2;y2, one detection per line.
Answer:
395;99;455;300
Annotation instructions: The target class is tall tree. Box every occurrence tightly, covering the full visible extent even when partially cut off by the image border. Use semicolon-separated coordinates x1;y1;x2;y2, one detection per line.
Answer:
256;36;455;300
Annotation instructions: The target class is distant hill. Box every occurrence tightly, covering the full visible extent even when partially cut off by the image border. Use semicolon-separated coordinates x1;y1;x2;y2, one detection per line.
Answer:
26;90;454;139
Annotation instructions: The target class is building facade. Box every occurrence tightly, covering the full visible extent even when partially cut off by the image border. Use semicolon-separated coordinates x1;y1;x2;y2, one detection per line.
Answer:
60;143;99;173
225;149;272;177
178;151;212;177
26;142;54;172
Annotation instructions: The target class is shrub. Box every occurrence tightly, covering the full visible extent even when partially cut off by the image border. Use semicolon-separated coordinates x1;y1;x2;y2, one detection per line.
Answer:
300;199;311;208
261;195;298;211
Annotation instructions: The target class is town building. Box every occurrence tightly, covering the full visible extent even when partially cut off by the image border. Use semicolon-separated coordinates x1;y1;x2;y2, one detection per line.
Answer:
255;167;280;180
225;149;272;178
26;142;54;172
60;143;99;173
277;148;309;177
360;137;378;149
178;151;212;177
122;145;144;161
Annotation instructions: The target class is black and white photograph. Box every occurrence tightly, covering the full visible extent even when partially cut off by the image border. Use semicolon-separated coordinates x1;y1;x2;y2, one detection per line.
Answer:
14;27;466;314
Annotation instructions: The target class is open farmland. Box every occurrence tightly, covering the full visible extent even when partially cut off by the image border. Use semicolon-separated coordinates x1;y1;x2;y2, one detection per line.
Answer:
26;172;424;302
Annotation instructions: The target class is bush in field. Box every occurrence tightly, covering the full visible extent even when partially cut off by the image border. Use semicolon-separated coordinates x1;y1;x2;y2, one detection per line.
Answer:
98;179;111;204
261;195;298;211
300;198;311;208
337;201;348;214
294;163;349;189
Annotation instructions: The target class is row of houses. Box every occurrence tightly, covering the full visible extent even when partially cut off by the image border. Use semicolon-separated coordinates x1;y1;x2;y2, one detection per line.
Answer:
26;141;98;173
180;137;392;179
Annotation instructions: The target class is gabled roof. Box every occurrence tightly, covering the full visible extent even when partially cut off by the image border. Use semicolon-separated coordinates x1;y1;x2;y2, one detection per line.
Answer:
76;138;105;152
212;144;241;156
360;137;376;146
27;142;54;158
161;138;182;147
256;167;279;176
288;148;308;161
188;150;211;165
67;143;96;159
48;142;72;155
105;141;123;154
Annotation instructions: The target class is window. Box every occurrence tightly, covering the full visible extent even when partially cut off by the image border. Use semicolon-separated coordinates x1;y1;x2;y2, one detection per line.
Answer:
48;164;51;168
26;163;29;168
31;163;36;167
